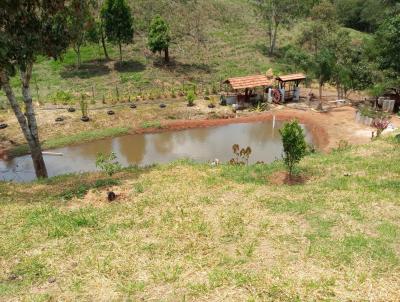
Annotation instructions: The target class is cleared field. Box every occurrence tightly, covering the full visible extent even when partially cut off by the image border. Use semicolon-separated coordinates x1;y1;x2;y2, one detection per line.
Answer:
1;135;399;301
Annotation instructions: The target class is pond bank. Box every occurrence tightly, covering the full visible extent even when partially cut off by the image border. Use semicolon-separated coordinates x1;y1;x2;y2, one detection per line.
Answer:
1;105;390;160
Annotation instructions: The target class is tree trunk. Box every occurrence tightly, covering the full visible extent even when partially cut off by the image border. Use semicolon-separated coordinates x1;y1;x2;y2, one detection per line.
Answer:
0;68;48;179
336;82;340;99
75;46;81;68
100;26;110;60
267;21;273;56
269;22;279;56
118;42;122;61
319;78;323;100
164;47;169;63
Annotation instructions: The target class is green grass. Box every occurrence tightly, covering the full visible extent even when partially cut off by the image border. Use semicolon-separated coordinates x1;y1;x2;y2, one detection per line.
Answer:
140;120;162;129
9;126;130;157
1;136;400;300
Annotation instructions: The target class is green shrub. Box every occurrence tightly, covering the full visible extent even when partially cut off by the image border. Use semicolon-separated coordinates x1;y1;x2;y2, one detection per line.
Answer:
279;120;307;175
95;152;122;176
141;120;162;129
79;95;89;117
51;90;73;105
134;182;144;194
187;90;195;106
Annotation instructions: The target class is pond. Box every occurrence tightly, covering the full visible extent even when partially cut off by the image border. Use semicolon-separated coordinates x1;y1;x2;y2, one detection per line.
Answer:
0;120;314;182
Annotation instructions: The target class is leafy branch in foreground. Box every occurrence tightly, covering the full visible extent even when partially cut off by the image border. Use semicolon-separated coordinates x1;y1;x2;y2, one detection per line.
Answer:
279;120;307;176
96;152;122;176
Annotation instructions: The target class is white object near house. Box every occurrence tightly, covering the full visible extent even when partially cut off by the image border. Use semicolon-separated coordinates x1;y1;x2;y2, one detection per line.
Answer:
293;87;300;101
279;88;285;103
382;99;395;113
267;88;272;103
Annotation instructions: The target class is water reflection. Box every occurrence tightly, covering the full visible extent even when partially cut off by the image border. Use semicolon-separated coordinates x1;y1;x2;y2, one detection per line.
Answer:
0;121;313;182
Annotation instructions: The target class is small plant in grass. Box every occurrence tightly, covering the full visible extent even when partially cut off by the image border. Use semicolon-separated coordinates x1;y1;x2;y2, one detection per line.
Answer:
171;88;176;98
79;95;89;121
134;182;144;194
51;90;73;105
212;83;218;94
253;101;267;112
229;144;252;165
279;120;307;176
187;90;195;107
208;96;216;108
373;118;390;138
204;87;210;100
141;120;162;129
359;107;391;138
95;152;122;177
335;140;350;152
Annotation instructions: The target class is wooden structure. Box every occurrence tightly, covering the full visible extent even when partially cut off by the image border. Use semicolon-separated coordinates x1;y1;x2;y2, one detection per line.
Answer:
224;75;274;103
223;73;307;105
275;73;306;103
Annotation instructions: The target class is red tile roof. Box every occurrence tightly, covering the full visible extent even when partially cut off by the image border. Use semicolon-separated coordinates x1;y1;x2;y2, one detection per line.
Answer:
276;73;306;82
225;75;274;90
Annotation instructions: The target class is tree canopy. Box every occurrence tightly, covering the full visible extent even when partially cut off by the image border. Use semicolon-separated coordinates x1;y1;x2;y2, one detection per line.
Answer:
0;0;71;178
68;0;96;68
373;14;400;95
101;0;134;61
253;0;302;56
148;16;171;63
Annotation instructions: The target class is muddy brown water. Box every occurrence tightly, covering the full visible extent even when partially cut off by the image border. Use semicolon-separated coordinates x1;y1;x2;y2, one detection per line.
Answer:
0;121;313;182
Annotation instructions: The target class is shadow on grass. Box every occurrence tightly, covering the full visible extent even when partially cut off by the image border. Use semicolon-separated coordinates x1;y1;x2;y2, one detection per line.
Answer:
60;59;111;79
252;42;270;57
153;58;213;75
114;60;146;73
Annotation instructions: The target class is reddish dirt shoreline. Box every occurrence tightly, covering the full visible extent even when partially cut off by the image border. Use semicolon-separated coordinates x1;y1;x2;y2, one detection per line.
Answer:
1;106;396;160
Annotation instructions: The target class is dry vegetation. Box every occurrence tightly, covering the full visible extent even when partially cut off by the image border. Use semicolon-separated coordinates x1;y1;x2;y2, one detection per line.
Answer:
1;135;399;301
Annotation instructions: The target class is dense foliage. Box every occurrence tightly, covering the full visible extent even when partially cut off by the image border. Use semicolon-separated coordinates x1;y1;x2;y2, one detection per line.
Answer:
279;120;307;175
0;0;71;178
148;16;171;63
101;0;134;61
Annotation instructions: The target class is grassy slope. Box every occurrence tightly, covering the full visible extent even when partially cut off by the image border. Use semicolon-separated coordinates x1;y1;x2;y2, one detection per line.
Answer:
0;0;289;106
1;136;399;301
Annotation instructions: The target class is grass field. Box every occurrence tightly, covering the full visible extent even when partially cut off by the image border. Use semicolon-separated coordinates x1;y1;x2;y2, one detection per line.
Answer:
1;135;399;301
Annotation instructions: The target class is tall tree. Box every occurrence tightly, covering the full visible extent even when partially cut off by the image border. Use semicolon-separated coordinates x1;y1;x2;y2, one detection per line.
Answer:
253;0;301;56
148;16;171;63
68;0;96;68
329;31;373;99
0;1;70;178
298;0;337;99
373;14;400;97
86;19;110;60
101;0;134;61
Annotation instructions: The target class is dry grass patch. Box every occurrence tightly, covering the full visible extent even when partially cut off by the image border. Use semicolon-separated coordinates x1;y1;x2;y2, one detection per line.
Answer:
1;137;400;300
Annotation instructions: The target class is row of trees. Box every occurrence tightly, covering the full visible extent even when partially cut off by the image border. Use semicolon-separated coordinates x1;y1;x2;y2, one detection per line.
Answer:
69;0;171;66
0;0;172;179
255;0;399;100
253;0;399;56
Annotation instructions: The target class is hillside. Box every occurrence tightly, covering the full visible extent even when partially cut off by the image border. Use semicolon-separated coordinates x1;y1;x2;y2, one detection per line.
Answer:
1;135;399;300
1;0;285;106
